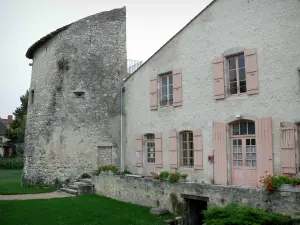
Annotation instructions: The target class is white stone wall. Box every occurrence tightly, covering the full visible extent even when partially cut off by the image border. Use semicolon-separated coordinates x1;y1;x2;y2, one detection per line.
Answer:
124;0;300;183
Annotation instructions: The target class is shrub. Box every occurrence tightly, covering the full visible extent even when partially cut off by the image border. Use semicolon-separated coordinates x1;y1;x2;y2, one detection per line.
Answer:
259;171;300;192
168;172;180;183
80;173;91;179
0;156;24;169
203;203;296;225
120;169;132;175
97;164;119;175
158;171;169;180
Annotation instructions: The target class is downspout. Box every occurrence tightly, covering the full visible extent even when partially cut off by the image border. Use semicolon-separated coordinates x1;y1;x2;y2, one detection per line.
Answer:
120;81;124;171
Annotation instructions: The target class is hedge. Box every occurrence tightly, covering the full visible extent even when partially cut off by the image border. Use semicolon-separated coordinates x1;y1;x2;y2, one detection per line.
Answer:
203;203;296;225
0;157;24;169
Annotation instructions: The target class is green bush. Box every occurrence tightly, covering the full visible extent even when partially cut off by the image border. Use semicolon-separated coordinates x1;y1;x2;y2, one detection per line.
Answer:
168;172;180;183
158;171;169;180
120;169;132;175
80;173;91;179
203;203;296;225
97;165;119;175
0;157;24;169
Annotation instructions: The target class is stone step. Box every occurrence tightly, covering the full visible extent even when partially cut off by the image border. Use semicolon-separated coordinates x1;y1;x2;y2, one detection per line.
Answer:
60;187;78;195
80;178;92;184
73;182;87;186
67;184;78;190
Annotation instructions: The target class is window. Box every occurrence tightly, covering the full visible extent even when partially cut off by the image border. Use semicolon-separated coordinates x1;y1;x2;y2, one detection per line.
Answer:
230;120;256;168
228;54;246;95
160;74;173;106
31;89;35;104
180;131;194;167
0;138;2;143
145;134;155;163
231;121;255;136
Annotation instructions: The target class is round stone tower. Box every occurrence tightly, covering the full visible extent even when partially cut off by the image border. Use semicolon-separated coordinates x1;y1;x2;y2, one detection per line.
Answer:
23;7;126;183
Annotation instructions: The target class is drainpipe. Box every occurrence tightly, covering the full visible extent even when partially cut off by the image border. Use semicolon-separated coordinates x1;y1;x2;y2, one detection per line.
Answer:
120;80;125;171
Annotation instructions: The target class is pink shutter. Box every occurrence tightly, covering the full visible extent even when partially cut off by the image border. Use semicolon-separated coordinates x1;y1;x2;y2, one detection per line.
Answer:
169;131;178;169
136;135;143;167
173;68;182;107
280;122;296;174
245;49;259;95
256;117;273;179
155;132;163;168
213;57;225;100
150;77;158;110
213;122;227;185
193;130;203;169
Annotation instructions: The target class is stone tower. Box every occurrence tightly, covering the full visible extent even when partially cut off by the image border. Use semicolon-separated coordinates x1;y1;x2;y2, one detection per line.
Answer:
24;7;126;183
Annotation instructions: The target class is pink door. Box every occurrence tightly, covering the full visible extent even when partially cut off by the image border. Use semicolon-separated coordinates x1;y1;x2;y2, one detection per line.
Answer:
231;121;257;186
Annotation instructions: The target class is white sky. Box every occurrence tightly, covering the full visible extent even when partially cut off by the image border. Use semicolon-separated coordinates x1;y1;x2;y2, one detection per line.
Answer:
0;0;212;119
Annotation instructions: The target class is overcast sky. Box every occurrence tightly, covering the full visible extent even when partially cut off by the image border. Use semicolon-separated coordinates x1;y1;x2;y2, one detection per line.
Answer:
0;0;212;119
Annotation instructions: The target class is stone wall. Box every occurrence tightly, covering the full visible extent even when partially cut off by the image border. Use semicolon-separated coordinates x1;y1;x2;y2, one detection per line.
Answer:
24;7;127;183
93;174;300;218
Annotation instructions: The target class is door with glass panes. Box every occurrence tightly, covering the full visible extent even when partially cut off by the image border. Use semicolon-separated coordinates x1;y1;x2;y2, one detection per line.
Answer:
231;120;257;186
143;134;156;176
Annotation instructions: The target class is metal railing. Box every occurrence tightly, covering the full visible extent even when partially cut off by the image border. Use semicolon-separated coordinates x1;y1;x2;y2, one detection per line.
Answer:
127;59;143;74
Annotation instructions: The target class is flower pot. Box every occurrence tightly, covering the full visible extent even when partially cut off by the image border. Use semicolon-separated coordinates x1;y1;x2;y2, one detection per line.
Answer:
279;184;294;191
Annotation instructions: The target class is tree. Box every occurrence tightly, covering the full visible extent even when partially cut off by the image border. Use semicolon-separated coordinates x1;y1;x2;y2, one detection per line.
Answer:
5;90;29;143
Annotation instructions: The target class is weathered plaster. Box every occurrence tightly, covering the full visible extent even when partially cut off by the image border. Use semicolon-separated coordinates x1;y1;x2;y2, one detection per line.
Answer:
124;0;300;182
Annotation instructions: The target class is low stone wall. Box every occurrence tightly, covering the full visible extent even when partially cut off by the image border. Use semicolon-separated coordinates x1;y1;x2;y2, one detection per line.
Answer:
93;174;300;218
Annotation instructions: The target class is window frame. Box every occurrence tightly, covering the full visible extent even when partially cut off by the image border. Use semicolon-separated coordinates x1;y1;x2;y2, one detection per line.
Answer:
145;134;155;164
227;53;247;96
159;72;173;107
229;120;256;138
179;131;194;168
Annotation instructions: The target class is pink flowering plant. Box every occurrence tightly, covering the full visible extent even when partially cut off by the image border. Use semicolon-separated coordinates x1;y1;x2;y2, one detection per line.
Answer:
258;171;300;193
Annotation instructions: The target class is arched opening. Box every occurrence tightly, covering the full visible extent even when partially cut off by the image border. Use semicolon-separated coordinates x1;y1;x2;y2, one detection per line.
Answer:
229;120;257;186
179;130;194;168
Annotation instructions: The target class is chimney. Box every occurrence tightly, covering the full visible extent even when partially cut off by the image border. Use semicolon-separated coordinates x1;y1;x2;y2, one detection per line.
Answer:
8;115;13;125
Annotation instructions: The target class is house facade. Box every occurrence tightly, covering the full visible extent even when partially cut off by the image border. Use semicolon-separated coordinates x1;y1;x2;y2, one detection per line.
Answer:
123;0;300;186
0;116;13;157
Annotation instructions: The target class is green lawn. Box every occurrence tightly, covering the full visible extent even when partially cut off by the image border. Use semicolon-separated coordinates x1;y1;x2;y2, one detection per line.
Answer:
0;170;52;195
0;195;172;225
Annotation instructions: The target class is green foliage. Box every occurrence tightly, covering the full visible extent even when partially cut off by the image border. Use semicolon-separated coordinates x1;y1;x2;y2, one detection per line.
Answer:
6;90;28;143
203;203;296;225
259;172;300;192
97;164;119;175
120;169;132;175
158;171;169;180
0;156;24;169
168;172;180;183
80;172;91;179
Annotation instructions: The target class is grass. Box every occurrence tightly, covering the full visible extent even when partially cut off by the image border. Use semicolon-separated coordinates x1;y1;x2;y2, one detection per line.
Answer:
0;195;173;225
0;170;52;195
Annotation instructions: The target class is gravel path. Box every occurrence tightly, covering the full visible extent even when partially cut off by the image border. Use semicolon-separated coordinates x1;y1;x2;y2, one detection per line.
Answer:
0;191;74;200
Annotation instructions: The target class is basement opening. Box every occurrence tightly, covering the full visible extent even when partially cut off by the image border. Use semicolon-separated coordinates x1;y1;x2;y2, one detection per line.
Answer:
181;194;208;225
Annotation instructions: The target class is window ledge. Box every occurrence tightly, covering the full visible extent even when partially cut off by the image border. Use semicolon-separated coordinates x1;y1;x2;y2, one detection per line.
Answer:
178;167;202;171
225;94;248;101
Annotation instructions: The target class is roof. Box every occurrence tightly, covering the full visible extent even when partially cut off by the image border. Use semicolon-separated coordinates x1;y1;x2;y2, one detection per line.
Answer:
1;119;8;128
25;24;71;59
0;120;7;136
124;0;216;83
